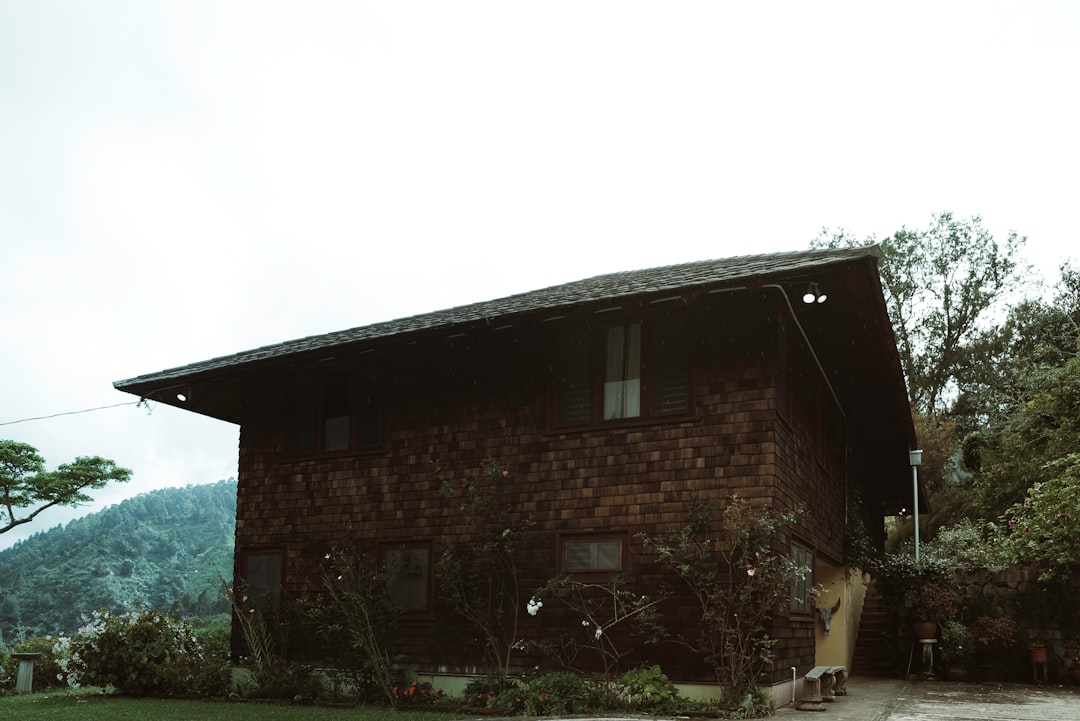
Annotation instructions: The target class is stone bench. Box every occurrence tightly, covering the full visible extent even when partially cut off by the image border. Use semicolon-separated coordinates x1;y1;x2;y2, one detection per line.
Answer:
797;665;847;711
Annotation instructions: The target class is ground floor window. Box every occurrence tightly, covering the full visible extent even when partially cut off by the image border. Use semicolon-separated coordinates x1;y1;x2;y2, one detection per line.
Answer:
239;548;284;612
382;542;433;615
791;542;814;613
562;533;625;576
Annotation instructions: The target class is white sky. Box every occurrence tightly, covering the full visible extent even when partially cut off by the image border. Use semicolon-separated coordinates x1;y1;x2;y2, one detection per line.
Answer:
2;1;1078;548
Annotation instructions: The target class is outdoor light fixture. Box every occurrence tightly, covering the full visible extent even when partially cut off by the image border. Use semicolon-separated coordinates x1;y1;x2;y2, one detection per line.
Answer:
801;282;827;304
910;449;923;561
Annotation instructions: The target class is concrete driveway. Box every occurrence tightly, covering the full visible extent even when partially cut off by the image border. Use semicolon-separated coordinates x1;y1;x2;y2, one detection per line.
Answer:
468;677;1080;721
773;677;1080;721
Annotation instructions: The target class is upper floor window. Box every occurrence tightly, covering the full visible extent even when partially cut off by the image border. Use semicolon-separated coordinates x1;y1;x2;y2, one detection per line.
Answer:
286;365;383;457
555;314;688;427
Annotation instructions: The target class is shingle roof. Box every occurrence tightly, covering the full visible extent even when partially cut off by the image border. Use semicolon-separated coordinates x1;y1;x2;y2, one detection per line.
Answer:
114;245;879;391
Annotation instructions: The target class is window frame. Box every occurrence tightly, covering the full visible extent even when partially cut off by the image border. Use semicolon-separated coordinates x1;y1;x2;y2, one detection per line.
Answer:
552;311;691;428
559;532;627;579
379;540;435;619
790;541;815;615
237;547;285;614
285;363;384;458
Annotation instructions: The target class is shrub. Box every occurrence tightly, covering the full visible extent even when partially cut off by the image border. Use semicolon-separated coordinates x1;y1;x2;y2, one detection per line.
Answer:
615;664;679;710
436;458;533;691
969;615;1017;650
939;620;972;666
304;545;403;706
54;609;227;696
8;636;67;690
493;671;600;715
391;679;446;706
641;496;803;708
911;584;958;621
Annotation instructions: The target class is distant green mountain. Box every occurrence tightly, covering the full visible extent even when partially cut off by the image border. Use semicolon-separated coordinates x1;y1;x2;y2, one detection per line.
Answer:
0;479;236;646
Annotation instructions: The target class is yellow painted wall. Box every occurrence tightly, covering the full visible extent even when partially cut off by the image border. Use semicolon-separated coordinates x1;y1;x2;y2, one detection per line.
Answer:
813;564;867;668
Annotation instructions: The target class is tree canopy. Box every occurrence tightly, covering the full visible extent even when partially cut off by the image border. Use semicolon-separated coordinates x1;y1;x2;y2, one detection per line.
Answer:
0;440;132;535
813;211;1028;420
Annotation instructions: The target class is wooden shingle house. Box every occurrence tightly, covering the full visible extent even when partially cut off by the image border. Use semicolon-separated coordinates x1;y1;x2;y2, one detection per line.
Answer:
115;246;916;701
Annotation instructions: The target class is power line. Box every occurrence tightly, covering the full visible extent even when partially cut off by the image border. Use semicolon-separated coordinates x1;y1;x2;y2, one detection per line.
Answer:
0;401;145;427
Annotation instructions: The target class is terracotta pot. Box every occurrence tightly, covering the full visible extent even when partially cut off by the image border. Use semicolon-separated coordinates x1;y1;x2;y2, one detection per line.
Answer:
1030;645;1048;664
913;620;938;640
946;666;969;682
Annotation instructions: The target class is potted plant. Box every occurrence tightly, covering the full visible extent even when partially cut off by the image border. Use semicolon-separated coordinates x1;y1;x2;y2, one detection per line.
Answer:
969;614;1017;682
910;584;958;639
1064;640;1080;684
939;619;972;681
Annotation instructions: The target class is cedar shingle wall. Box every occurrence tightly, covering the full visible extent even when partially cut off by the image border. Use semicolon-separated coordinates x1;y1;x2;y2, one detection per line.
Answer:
233;302;844;684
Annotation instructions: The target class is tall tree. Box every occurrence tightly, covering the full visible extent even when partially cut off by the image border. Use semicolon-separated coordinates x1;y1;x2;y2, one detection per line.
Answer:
0;440;132;535
814;212;1028;418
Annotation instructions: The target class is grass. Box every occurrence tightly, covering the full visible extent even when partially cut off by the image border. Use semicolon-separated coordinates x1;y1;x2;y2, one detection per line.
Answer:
0;688;469;721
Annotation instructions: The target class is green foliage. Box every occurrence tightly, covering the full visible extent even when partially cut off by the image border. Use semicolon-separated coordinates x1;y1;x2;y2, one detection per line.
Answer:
938;619;972;665
614;664;679;710
53;608;229;696
0;440;132;535
1002;454;1080;579
814;212;1028;418
304;545;402;706
492;671;610;716
224;581;278;687
435;458;532;690
925;518;1013;574
0;480;236;643
529;574;668;676
910;584;957;622
6;636;67;690
968;614;1017;649
640;496;802;707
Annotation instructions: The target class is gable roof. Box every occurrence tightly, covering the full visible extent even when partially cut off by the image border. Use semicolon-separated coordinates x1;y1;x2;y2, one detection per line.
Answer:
115;245;881;395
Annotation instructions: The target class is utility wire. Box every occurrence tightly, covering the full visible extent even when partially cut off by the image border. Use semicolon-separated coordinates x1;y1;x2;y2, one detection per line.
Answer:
0;401;144;427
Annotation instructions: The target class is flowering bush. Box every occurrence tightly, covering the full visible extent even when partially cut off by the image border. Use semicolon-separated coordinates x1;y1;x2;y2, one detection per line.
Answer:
969;615;1017;650
528;575;667;676
910;584;958;621
1003;454;1080;579
641;496;805;708
53;609;228;696
304;546;403;706
436;458;533;690
391;679;445;706
0;636;67;691
938;619;972;666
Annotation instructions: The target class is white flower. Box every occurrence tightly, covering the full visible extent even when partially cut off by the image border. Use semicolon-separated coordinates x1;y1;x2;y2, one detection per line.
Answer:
526;597;543;616
594;626;603;640
582;620;590;627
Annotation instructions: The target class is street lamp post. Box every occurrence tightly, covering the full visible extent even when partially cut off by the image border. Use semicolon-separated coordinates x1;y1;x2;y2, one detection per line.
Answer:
909;450;923;561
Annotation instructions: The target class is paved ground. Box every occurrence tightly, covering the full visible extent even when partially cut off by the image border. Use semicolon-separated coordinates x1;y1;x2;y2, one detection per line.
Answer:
775;677;1080;721
471;676;1080;721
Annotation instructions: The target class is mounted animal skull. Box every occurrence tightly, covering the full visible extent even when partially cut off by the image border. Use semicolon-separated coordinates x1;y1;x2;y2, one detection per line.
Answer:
817;597;841;635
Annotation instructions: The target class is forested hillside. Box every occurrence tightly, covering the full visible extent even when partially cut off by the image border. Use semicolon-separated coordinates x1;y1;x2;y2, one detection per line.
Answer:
0;479;236;645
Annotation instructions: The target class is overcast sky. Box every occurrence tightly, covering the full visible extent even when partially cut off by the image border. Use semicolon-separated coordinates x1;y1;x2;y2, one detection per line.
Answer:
2;1;1077;549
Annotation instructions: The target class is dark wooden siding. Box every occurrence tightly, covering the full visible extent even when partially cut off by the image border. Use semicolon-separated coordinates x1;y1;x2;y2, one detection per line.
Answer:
232;295;845;685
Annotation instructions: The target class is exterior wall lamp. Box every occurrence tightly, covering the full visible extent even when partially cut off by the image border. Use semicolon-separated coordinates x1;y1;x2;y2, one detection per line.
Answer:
802;283;827;304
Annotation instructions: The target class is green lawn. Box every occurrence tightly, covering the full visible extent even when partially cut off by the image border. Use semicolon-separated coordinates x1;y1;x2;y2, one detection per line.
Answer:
0;690;470;721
